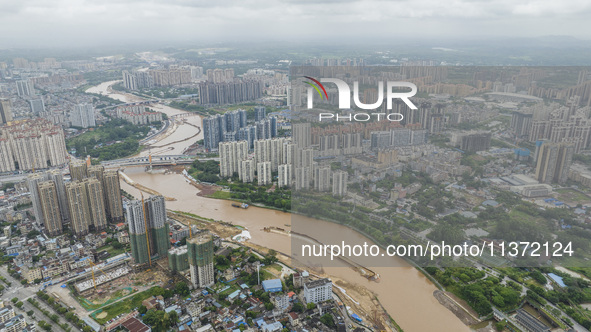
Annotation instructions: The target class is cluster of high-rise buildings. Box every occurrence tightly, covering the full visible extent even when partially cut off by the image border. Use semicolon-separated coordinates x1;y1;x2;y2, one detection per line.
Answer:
167;231;216;289
27;162;124;237
122;70;154;90
206;68;234;83
122;67;193;90
115;105;162;125
0;118;67;172
203;106;277;151
218;123;349;195
198;80;264;106
371;127;429;151
511;98;591;153
125;194;215;288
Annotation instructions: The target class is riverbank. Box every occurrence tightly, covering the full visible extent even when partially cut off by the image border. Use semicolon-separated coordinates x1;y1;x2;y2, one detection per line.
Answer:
118;168;471;331
88;80;472;331
166;209;397;330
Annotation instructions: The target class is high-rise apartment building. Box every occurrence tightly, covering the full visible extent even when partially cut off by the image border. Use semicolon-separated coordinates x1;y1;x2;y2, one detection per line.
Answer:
127;195;170;265
69;160;88;182
144;195;170;258
254;106;266;122
295;167;311;190
293;123;311;148
29;99;45;114
255;117;277;140
65;181;90;236
70;104;96;128
332;171;348;196
511;111;533;139
237;125;257;149
37;181;63;236
15;80;34;97
535;142;575;184
187;232;215;288
315;166;331;192
238;159;256;183
45;170;69;222
0;99;12;124
278;164;292;188
219;141;248;178
27;173;45;226
202;114;225;151
87;165;104;183
257;161;272;186
83;178;107;232
127;199;150;265
103;170;124;223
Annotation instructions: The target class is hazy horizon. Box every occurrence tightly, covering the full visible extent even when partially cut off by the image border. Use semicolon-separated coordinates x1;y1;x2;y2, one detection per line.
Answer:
1;0;590;49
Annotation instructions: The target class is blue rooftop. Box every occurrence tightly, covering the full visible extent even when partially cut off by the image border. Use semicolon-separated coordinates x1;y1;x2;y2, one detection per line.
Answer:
262;279;282;292
547;273;566;287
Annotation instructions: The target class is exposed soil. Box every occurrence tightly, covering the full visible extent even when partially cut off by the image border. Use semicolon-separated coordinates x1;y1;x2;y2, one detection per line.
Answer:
434;290;480;326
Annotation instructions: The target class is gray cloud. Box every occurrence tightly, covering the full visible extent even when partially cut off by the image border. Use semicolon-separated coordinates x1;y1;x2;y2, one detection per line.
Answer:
0;0;589;48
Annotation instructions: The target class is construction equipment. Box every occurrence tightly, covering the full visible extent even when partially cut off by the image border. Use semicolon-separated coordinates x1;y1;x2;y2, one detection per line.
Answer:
89;260;109;291
141;192;153;267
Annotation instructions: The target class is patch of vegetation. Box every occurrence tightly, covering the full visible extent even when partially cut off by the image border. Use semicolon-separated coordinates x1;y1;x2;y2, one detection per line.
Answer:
66;119;150;161
92;286;174;324
189;160;221;183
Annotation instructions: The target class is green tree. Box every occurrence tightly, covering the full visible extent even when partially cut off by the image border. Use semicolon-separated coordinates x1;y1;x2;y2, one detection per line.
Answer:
174;282;190;297
320;313;335;327
292;302;304;313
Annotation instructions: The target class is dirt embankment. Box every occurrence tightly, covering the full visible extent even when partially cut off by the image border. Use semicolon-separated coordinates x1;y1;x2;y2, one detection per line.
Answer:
434;290;481;326
167;211;241;239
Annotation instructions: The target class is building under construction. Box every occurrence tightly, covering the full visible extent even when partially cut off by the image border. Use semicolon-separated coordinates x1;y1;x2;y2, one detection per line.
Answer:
168;246;189;273
187;232;215;288
126;195;170;266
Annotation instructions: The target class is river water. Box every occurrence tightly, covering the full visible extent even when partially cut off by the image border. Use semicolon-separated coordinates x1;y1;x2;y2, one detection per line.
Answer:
86;81;203;157
120;169;470;332
89;81;470;331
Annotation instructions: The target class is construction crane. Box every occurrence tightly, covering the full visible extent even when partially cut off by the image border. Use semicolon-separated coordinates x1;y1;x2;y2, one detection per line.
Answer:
141;192;152;267
88;260;109;291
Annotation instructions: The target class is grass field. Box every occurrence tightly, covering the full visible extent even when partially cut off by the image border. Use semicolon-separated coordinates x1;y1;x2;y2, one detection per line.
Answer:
555;188;590;204
91;288;156;324
96;244;127;257
209;190;232;199
78;287;136;311
509;209;546;224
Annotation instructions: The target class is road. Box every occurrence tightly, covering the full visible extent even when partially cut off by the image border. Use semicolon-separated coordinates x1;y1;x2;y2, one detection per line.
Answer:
0;266;81;332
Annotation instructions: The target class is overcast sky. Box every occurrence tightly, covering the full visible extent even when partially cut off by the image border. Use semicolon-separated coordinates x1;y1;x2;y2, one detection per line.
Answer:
1;0;590;48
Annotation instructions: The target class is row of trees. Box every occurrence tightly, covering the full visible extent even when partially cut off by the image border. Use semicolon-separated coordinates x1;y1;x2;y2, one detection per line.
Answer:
31;292;94;332
229;183;291;211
